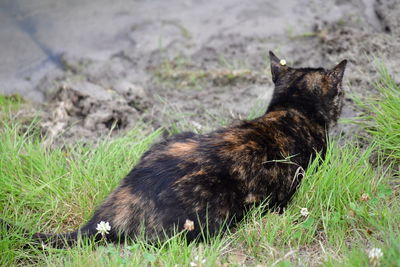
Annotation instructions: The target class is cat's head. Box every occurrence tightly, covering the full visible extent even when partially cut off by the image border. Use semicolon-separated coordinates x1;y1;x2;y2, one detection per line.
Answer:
268;51;347;129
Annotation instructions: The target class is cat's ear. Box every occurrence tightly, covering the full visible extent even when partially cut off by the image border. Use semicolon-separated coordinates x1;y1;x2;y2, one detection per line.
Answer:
329;60;347;84
269;51;288;83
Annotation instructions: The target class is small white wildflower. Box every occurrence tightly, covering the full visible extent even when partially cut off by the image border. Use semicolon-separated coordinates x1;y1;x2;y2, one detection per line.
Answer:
96;221;111;236
300;208;309;217
191;121;203;130
279;59;287;66
368;247;383;266
190;256;206;266
196;256;206;264
41;241;48;250
184;219;195;231
360;193;370;202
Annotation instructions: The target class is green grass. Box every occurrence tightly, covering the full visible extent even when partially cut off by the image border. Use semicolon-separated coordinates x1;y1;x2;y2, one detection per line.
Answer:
234;140;399;265
0;94;24;116
1;66;400;266
354;63;400;162
0;122;163;266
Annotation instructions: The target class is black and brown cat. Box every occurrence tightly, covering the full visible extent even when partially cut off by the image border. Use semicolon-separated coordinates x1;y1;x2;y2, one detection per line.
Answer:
4;52;347;248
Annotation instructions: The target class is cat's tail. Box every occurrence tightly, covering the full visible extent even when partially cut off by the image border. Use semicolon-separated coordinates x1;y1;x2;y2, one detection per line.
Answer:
32;231;82;248
0;218;102;249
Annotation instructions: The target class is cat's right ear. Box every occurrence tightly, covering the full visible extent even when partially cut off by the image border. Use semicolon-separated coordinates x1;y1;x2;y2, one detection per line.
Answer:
269;51;287;83
329;59;347;84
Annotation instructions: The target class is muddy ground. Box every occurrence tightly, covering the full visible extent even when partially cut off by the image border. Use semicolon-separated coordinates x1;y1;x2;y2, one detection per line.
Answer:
1;0;400;144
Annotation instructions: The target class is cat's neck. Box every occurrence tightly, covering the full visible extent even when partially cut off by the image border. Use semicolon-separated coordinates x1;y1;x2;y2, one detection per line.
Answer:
265;99;330;130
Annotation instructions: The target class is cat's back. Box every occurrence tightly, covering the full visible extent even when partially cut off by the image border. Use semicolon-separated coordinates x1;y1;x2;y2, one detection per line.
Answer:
124;108;322;192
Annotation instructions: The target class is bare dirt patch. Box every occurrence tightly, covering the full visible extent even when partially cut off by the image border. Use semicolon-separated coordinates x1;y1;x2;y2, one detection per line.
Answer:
1;0;399;144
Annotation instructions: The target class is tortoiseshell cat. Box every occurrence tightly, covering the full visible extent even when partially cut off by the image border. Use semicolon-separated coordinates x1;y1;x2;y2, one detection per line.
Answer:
5;52;347;247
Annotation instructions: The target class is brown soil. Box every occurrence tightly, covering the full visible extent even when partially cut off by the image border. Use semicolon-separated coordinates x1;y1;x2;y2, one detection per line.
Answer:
1;0;400;144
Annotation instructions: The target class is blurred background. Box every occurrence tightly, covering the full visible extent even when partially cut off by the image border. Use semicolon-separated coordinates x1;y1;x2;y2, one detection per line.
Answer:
0;0;399;143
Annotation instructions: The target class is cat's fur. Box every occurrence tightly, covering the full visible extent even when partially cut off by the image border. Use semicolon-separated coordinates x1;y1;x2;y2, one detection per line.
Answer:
5;52;347;248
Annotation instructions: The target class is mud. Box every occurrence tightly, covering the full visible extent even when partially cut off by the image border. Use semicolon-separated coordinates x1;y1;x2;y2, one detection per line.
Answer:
1;0;399;144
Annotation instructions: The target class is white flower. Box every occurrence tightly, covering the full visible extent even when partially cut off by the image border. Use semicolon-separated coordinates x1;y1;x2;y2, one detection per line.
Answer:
96;221;111;236
40;241;48;250
184;219;195;231
191;121;203;130
368;247;383;266
279;59;287;66
360;193;370;202
190;256;206;266
300;208;309;217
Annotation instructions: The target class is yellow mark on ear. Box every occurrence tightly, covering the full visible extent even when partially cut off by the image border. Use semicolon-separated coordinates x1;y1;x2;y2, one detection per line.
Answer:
280;59;287;66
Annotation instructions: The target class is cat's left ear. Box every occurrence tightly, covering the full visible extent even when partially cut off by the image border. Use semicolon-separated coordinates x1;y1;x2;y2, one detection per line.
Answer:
269;51;289;84
329;60;347;84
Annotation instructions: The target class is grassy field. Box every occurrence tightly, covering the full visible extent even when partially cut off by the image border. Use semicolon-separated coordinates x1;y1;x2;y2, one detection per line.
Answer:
0;66;399;266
